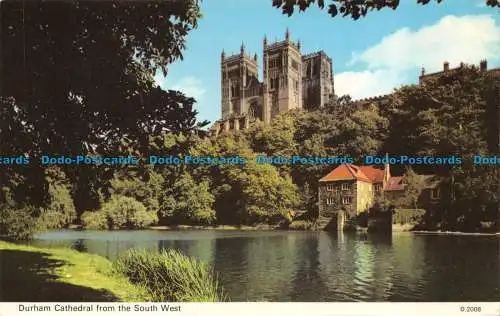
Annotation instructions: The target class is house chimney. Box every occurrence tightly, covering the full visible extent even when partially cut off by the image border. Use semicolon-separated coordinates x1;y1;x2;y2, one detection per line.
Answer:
443;61;449;72
480;59;487;71
383;153;391;189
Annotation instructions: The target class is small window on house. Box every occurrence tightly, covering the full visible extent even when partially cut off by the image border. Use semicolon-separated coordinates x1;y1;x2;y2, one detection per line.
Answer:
341;183;349;191
326;198;335;205
326;183;334;191
374;184;381;192
342;196;352;205
431;188;440;199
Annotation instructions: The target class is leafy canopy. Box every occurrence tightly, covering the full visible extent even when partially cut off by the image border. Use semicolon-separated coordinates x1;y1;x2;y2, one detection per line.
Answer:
272;0;499;19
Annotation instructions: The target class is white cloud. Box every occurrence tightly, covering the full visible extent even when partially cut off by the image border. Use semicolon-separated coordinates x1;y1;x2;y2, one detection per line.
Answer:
155;75;206;101
336;15;500;99
335;69;405;99
171;77;206;101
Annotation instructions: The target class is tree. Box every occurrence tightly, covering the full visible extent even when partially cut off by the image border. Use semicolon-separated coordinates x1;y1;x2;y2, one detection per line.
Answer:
220;159;301;225
326;103;389;161
159;172;216;225
1;0;205;156
272;0;499;20
385;65;496;172
250;111;298;157
0;0;207;212
393;167;434;209
384;65;499;230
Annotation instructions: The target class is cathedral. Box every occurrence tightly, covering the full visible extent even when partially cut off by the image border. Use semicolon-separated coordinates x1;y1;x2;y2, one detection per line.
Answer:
209;29;500;137
210;29;334;136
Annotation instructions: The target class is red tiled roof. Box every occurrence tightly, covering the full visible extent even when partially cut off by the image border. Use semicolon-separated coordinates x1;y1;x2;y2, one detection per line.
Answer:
359;166;384;183
384;176;405;191
319;164;383;183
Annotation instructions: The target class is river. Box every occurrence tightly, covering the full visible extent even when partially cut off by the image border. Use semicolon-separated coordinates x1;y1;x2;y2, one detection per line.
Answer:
30;230;499;302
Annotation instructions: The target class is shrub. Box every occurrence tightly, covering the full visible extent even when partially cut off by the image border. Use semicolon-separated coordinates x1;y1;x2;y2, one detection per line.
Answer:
392;209;426;225
81;196;157;230
38;183;77;230
113;249;226;302
289;220;317;230
81;210;108;230
160;173;216;225
0;204;39;240
106;170;163;213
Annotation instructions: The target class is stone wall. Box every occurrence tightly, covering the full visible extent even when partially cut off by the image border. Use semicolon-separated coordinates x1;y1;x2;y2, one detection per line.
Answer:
318;180;358;230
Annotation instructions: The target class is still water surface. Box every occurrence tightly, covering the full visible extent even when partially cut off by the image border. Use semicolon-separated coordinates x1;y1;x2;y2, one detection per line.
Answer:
31;230;499;302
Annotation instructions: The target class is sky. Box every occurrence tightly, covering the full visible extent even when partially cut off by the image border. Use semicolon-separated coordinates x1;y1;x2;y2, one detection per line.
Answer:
154;0;500;125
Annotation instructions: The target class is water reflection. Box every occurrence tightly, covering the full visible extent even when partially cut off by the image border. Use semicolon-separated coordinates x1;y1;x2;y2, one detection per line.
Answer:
71;239;87;252
30;230;500;302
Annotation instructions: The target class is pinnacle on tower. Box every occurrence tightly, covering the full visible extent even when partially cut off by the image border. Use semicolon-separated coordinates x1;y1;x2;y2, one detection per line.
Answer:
285;28;290;41
221;49;225;60
240;42;245;56
254;53;258;61
263;35;267;48
297;39;301;50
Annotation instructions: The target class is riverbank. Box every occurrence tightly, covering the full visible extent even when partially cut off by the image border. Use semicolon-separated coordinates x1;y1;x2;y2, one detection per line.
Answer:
69;224;499;235
69;224;278;231
0;241;149;302
411;230;500;236
150;224;277;231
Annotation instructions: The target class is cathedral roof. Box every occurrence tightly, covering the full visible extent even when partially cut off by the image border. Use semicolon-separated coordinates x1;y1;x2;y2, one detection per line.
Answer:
245;76;260;89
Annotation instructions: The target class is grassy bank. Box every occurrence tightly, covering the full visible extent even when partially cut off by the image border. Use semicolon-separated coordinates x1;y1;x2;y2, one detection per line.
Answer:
0;241;148;302
0;241;227;302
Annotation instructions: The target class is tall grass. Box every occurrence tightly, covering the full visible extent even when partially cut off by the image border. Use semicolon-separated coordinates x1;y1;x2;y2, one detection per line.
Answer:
288;220;317;230
113;249;227;302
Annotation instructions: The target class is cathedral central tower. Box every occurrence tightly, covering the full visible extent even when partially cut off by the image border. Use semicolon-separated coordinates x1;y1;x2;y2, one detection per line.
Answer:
262;28;303;123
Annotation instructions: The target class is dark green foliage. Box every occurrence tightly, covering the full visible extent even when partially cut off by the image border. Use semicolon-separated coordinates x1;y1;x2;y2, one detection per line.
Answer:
1;0;204;156
272;0;498;19
0;0;207;216
38;167;77;230
0;204;39;240
105;168;164;214
1;0;497;232
383;66;499;231
392;209;426;225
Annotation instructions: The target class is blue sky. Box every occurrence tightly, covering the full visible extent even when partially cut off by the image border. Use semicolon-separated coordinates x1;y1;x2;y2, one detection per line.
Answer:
155;0;500;124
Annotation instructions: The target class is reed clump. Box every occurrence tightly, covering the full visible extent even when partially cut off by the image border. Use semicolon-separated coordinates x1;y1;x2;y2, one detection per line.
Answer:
113;249;227;302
